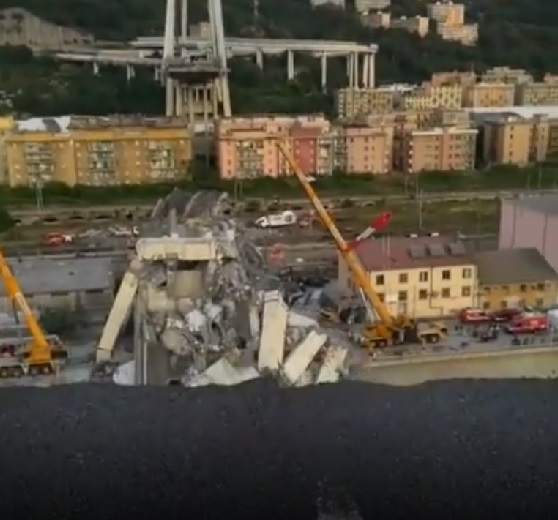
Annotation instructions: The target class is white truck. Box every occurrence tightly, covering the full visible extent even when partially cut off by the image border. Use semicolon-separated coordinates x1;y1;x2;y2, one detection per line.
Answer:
254;210;297;229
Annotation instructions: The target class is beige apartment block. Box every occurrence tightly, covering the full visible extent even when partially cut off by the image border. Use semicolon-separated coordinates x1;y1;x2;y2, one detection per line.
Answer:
547;120;558;158
436;22;478;45
363;11;391;29
390;16;429;37
427;1;465;26
343;123;394;175
516;81;558;106
481;67;533;85
481;114;549;166
401;126;477;173
336;87;395;119
403;85;463;110
462;83;516;108
216;114;330;179
338;235;477;318
6;116;192;187
430;71;477;87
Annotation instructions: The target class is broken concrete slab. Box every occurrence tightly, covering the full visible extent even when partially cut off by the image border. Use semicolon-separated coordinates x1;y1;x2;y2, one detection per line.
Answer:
316;346;348;384
282;330;328;385
258;291;288;372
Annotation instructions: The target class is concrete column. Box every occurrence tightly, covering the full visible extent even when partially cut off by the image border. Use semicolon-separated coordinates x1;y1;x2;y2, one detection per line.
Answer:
187;87;195;124
154;68;161;81
352;52;359;88
165;78;174;116
362;54;369;88
348;54;354;87
320;53;328;91
287;50;295;80
180;0;188;41
368;53;375;88
126;65;135;81
256;49;263;68
175;85;184;115
93;62;99;75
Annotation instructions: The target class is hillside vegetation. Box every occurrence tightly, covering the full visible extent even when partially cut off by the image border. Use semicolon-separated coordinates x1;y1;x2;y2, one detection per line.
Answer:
0;0;555;115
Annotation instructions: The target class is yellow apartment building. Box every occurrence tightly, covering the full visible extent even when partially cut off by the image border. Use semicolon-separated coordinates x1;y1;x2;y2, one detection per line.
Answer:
401;126;478;173
516;79;558;106
338;235;477;318
390;16;429;37
0;115;14;184
546;119;558;158
427;1;465;26
474;248;558;310
430;71;476;87
216;114;330;179
403;85;463;110
481;113;548;166
5;116;192;187
462;83;515;107
436;22;478;45
335;87;395;118
343;123;394;174
481;67;533;85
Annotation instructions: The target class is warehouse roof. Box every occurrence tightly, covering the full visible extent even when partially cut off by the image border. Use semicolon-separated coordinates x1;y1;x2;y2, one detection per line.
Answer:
507;194;558;215
0;256;114;296
355;235;472;271
474;248;557;286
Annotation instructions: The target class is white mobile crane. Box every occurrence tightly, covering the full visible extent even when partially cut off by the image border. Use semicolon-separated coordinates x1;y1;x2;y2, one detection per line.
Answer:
0;249;68;378
276;141;445;350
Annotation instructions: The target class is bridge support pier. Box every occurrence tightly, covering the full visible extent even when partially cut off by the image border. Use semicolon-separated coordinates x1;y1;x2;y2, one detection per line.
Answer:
165;80;222;124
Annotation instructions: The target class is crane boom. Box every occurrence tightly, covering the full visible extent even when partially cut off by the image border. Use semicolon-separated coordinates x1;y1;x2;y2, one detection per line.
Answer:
0;250;49;350
276;141;394;327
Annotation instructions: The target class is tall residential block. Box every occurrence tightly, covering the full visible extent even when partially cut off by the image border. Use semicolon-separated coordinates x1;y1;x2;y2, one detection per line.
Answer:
435;22;478;45
401;126;478;173
516;78;558;106
216;115;331;178
403;85;463;110
6;116;192;187
343;122;394;175
336;87;395;118
481;67;533;85
427;1;465;26
462;83;516;108
430;71;476;87
480;114;549;166
390;16;429;37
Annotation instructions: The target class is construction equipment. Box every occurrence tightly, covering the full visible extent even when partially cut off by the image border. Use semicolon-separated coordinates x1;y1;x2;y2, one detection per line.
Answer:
276;141;445;350
0;249;68;378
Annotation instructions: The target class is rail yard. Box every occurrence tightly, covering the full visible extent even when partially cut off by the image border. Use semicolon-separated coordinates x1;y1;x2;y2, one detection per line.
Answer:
0;145;557;389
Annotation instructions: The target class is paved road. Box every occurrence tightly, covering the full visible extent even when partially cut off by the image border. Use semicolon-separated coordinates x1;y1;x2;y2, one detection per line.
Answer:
10;188;558;220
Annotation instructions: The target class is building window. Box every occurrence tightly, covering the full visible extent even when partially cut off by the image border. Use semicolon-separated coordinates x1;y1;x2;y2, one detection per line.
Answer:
419;271;428;282
398;291;408;302
520;284;527;292
377;293;384;302
461;286;471;297
536;298;544;307
442;270;451;280
441;288;451;298
500;300;507;309
462;267;472;279
483;301;490;310
375;274;384;285
419;289;428;300
537;283;545;291
399;273;408;283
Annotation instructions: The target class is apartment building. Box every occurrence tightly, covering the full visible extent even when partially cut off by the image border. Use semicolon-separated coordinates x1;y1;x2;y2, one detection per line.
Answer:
5;116;192;187
430;71;476;87
516;78;558;106
338;235;477;318
436;22;478;45
427;1;465;25
390;16;429;37
480;113;548;166
401;126;477;173
474;248;558;310
547;120;558;158
403;85;462;110
216;115;331;178
336;87;395;118
355;0;390;12
363;11;391;29
343;123;394;174
462;83;516;108
0;115;14;184
481;67;533;85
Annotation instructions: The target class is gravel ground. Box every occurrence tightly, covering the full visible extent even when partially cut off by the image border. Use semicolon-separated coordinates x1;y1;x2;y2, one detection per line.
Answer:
0;380;557;519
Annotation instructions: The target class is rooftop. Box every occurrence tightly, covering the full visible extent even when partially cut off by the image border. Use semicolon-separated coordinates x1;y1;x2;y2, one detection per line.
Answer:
354;235;472;271
474;248;557;286
508;194;558;215
0;257;114;296
466;105;558;119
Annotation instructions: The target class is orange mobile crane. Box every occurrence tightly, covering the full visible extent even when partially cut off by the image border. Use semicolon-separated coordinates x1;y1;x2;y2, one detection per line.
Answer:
276;141;445;349
0;249;68;378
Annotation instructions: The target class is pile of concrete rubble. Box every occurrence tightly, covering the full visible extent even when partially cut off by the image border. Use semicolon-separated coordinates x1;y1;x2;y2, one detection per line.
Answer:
103;189;349;387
